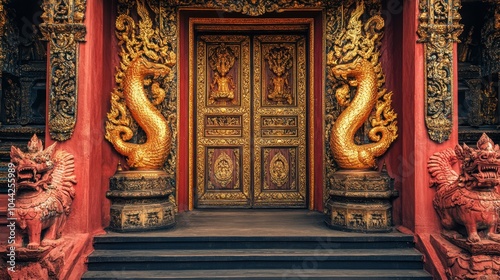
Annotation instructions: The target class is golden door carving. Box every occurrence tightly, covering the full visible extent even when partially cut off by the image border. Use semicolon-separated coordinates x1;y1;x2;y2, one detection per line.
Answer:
195;33;307;208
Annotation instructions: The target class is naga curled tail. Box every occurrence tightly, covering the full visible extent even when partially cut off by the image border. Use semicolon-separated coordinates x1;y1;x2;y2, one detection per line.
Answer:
106;56;175;169
329;58;397;169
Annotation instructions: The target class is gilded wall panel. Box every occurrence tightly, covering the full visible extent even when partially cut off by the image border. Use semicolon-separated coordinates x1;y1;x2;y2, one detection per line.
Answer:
40;0;86;141
417;0;463;143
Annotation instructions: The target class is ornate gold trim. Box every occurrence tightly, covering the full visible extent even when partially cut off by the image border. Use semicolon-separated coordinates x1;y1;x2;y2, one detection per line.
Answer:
417;0;463;143
175;0;322;16
39;0;86;141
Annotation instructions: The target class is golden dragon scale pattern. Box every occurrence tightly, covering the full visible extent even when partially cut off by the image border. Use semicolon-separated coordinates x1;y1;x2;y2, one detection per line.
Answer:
330;58;396;169
106;56;174;169
328;1;398;170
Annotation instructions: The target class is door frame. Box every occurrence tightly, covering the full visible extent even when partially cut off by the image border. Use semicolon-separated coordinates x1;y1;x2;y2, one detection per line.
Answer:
178;12;324;211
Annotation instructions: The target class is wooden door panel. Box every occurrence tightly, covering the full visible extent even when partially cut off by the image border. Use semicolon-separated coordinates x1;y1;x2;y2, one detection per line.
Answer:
253;35;307;208
196;35;251;208
196;33;307;208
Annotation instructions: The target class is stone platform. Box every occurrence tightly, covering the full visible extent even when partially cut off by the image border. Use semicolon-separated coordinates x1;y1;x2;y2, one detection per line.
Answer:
83;210;432;280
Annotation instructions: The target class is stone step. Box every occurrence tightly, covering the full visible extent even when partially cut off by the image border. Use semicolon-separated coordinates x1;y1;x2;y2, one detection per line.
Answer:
84;211;430;279
87;248;424;271
92;235;415;250
82;269;433;279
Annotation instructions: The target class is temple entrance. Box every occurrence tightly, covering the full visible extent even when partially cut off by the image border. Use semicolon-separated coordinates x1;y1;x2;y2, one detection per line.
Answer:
193;28;309;208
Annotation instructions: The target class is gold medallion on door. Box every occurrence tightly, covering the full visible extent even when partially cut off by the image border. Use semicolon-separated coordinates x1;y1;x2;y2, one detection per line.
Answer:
195;33;307;208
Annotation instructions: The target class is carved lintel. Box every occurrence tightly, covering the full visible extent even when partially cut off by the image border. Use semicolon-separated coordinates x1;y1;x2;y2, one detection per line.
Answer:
40;0;87;141
417;0;463;143
172;0;323;16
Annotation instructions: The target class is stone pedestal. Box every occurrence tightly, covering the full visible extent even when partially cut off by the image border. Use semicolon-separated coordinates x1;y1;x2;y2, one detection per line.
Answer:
106;170;176;232
431;234;500;279
324;170;397;232
0;234;90;280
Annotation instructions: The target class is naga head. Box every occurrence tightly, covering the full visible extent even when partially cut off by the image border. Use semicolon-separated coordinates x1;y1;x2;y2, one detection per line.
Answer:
136;55;172;80
10;134;56;193
330;58;366;85
455;133;500;189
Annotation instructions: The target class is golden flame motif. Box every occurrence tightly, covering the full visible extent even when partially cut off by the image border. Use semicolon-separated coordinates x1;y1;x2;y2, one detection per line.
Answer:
327;1;398;169
270;152;289;187
208;43;237;103
265;45;293;104
213;152;234;187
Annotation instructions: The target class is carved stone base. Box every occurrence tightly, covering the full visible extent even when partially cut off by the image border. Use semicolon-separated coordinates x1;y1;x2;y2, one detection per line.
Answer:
0;234;91;280
106;170;176;232
442;230;500;255
324;170;396;232
431;234;500;279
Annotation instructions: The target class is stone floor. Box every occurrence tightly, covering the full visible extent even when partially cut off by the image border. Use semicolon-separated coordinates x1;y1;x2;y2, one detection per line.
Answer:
102;209;407;237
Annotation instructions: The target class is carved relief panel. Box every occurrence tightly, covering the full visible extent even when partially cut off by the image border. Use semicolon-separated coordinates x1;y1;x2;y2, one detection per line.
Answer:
196;35;252;207
195;33;307;208
253;34;307;208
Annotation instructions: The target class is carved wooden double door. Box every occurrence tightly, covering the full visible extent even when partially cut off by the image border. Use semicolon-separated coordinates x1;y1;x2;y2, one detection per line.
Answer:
195;32;308;208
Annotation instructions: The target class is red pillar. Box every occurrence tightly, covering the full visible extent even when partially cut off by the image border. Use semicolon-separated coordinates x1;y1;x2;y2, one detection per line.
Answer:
43;1;118;277
400;0;458;277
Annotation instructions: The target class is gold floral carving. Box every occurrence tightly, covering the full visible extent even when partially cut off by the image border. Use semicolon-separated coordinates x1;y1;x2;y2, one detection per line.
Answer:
213;151;234;188
417;0;463;143
39;0;86;141
174;0;322;16
105;0;177;170
265;45;293;104
326;1;398;169
208;43;237;104
269;152;289;187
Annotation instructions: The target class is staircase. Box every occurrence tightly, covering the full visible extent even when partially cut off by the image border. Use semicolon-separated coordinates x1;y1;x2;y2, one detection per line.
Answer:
82;210;432;280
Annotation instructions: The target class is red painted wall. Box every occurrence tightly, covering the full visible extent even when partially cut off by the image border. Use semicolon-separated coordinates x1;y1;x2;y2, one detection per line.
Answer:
44;0;118;237
400;0;459;277
400;0;459;235
379;0;404;226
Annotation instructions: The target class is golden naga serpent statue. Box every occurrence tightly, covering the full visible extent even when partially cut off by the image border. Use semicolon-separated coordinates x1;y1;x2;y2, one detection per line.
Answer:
106;55;175;170
329;57;397;169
